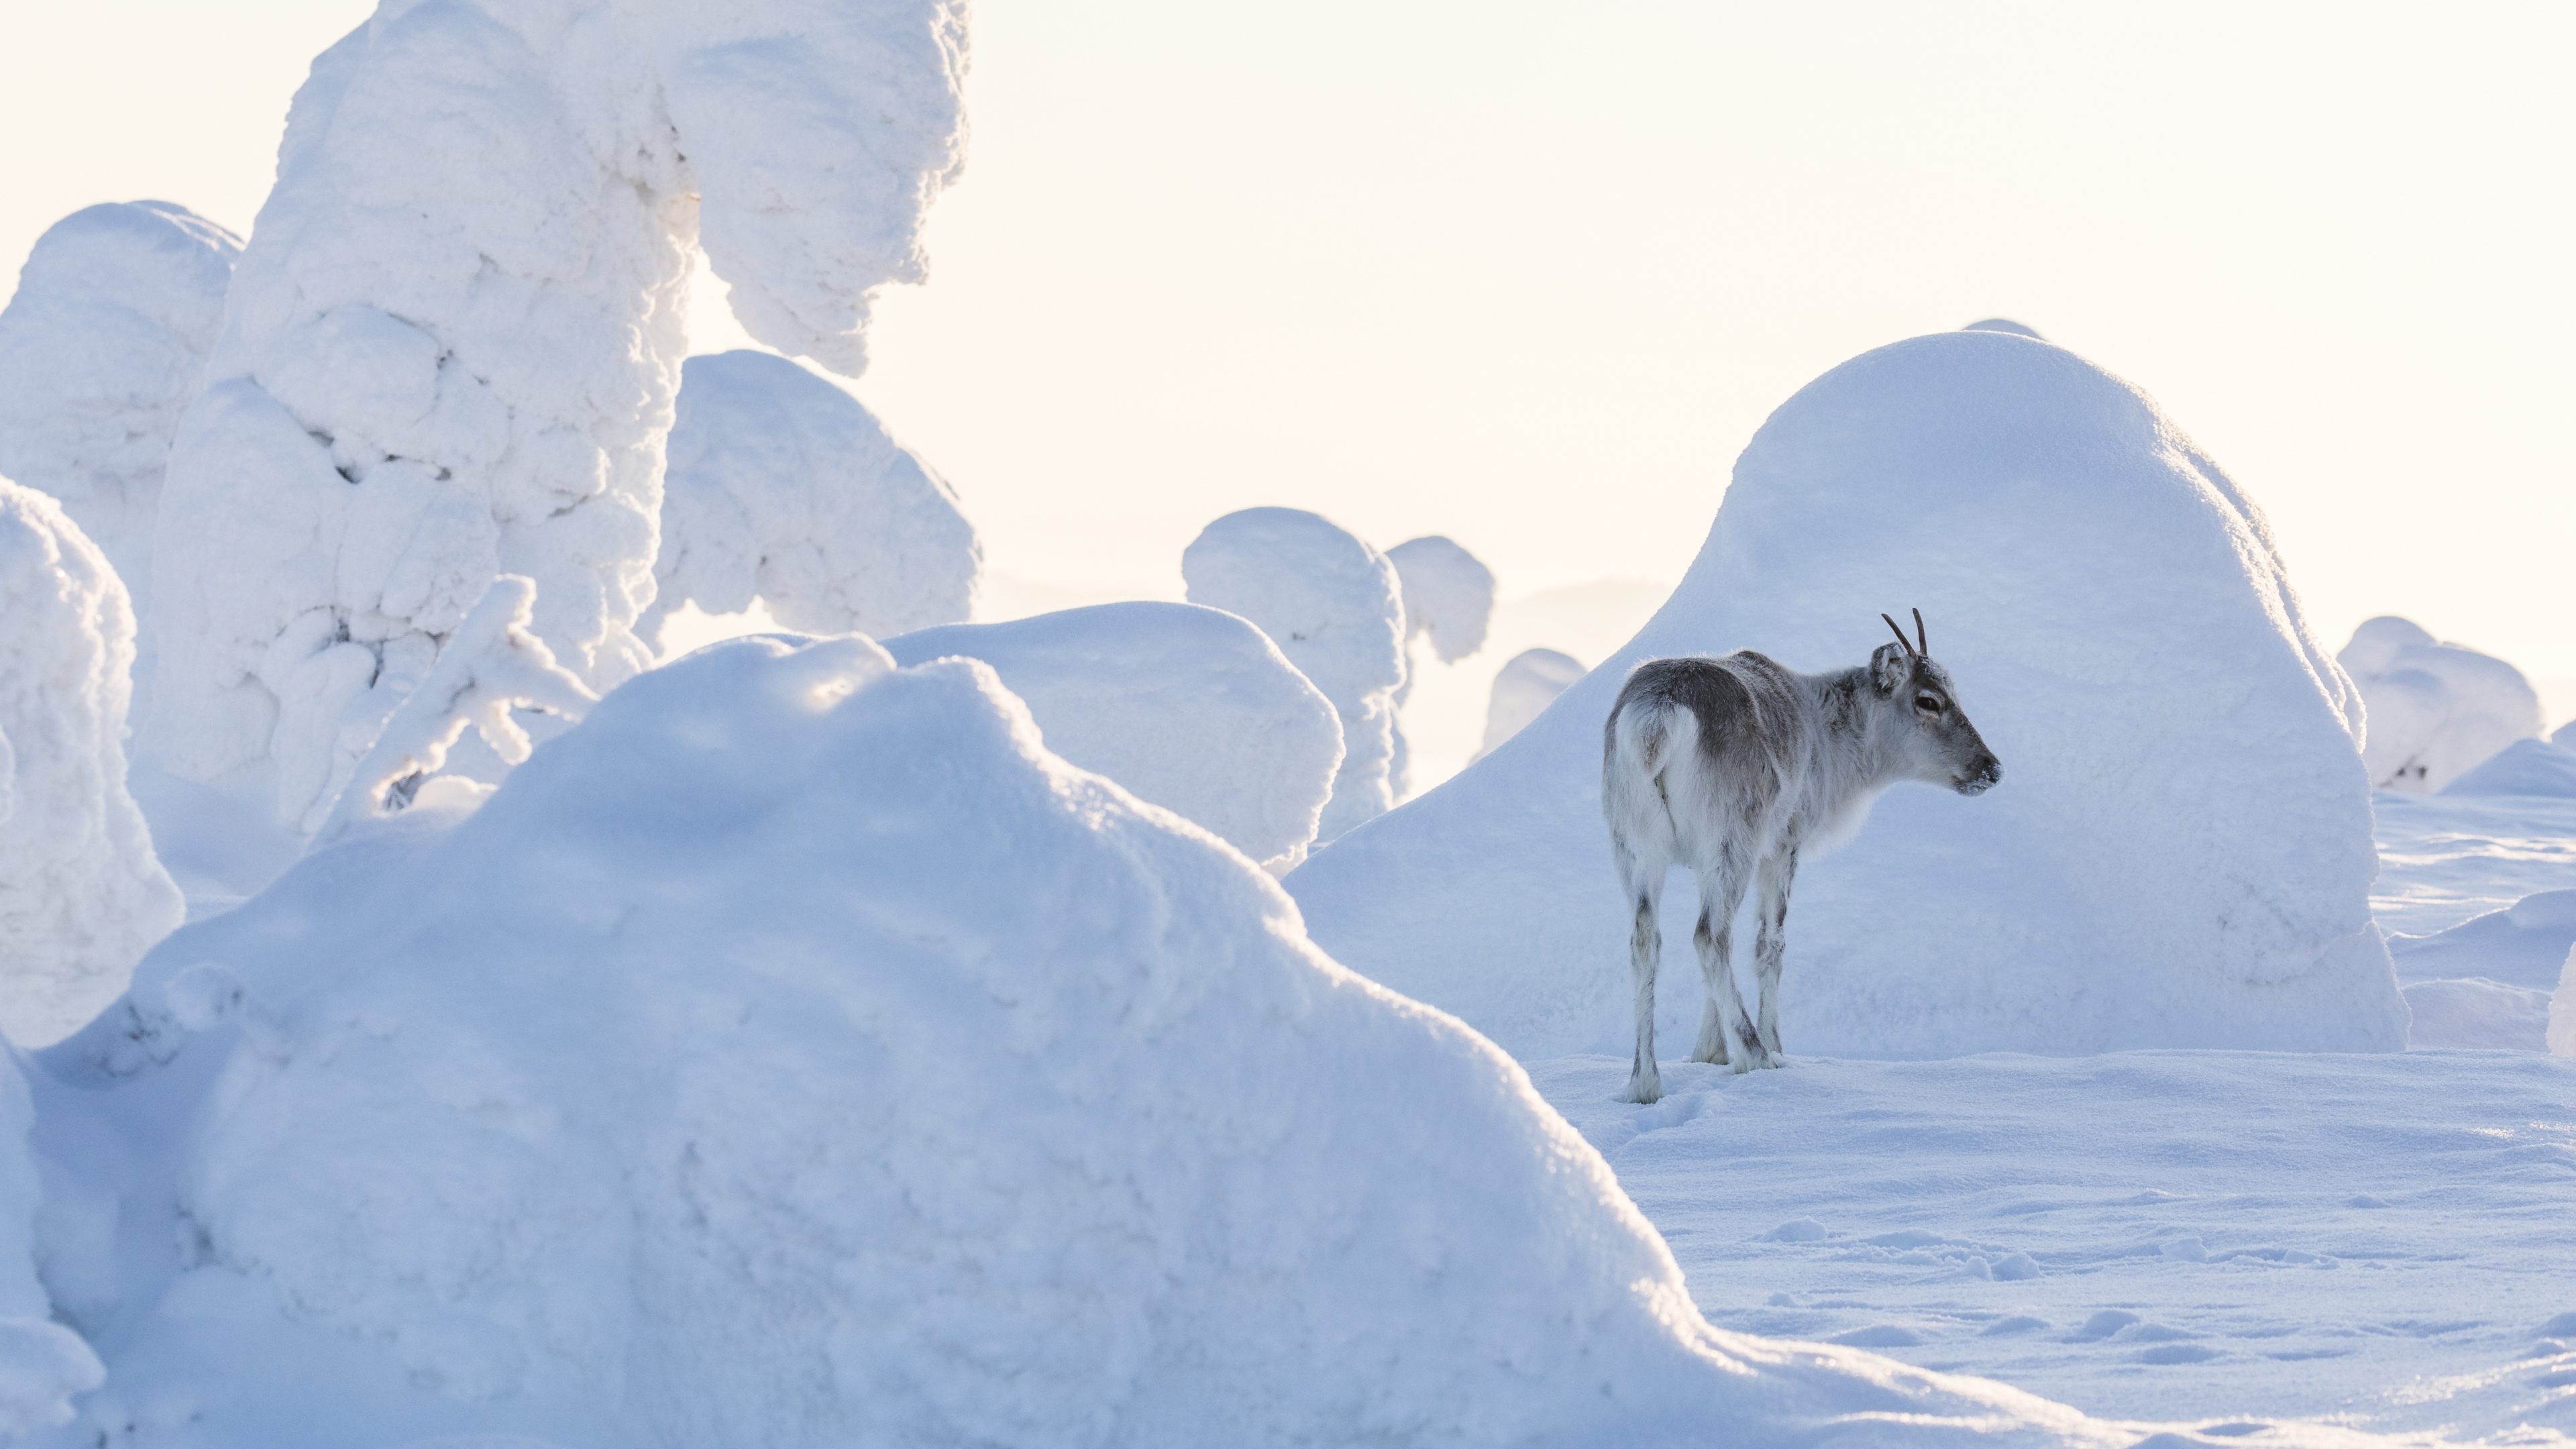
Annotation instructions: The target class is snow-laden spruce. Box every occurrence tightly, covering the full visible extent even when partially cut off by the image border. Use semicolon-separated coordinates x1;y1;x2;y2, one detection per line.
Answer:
1477;647;1585;760
1384;533;1493;798
0;1053;102;1434
0;481;183;1047
145;0;970;832
2339;616;2542;792
1183;508;1405;841
0;201;240;629
39;634;2114;1447
1291;329;2404;1060
883;603;1340;873
645;351;979;649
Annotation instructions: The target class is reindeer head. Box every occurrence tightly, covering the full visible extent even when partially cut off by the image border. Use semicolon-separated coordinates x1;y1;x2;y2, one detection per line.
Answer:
1870;608;2002;796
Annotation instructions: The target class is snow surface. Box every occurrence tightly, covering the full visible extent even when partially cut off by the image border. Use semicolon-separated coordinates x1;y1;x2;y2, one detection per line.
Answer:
30;634;2118;1448
1291;331;2401;1061
645;350;979;648
2337;617;2542;794
1183;508;1407;842
144;0;970;833
0;480;182;1048
881;603;1340;873
0;201;239;635
1477;647;1586;761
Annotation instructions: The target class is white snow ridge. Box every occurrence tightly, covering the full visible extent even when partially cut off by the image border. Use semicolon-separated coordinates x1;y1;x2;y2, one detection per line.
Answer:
1290;329;2404;1061
883;602;1342;873
2337;616;2542;792
0;201;240;629
41;634;2110;1446
646;350;979;648
1183;507;1407;841
144;0;970;833
0;480;183;1048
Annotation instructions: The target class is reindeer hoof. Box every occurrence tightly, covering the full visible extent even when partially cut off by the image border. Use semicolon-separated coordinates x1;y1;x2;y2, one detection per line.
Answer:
1622;1074;1664;1104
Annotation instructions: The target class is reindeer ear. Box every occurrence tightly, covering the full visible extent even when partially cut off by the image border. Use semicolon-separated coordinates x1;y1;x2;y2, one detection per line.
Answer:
1870;643;1909;696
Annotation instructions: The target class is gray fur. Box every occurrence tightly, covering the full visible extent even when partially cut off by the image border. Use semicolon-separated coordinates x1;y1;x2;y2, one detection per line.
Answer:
1601;631;2002;1102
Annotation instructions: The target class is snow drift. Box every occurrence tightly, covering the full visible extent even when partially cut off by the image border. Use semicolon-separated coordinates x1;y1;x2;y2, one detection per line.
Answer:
0;480;183;1047
146;0;971;832
0;201;239;627
1183;508;1405;841
2338;618;2541;792
882;603;1340;873
1291;330;2403;1061
1477;647;1586;761
2442;737;2576;798
645;350;978;649
40;633;2106;1446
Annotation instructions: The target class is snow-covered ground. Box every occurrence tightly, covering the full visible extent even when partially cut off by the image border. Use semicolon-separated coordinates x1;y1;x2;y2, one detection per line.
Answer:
1519;783;2576;1438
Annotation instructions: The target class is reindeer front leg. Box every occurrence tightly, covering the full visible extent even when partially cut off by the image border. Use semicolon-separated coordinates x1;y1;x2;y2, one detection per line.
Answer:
1752;846;1798;1064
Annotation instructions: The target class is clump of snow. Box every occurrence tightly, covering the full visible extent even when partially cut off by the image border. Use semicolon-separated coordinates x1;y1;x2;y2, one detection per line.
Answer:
2443;737;2576;798
2337;617;2542;792
1476;647;1586;761
0;1053;104;1433
644;351;978;649
1183;508;1406;841
2553;945;2576;1057
0;201;239;629
0;480;184;1046
883;602;1340;872
1291;330;2402;1061
146;0;970;833
43;633;2104;1445
1385;535;1495;665
1964;318;2044;339
321;574;596;840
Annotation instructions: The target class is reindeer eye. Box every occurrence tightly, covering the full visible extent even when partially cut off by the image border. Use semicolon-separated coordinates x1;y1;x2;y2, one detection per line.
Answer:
1914;692;1943;714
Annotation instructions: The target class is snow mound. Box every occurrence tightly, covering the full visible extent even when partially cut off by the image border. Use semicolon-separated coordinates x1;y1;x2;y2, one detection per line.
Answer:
1386;535;1495;664
1477;647;1586;760
2338;618;2541;792
146;0;969;832
645;351;978;648
882;603;1340;872
1291;330;2401;1061
1183;508;1405;841
1963;318;2044;339
2390;890;2576;992
2406;977;2549;1051
0;201;239;625
2441;737;2576;798
2555;946;2576;1057
2555;720;2576;752
0;480;183;1046
0;1051;103;1434
42;633;2103;1446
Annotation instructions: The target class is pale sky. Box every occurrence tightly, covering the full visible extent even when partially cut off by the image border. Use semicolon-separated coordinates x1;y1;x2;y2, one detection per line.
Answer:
7;1;2572;708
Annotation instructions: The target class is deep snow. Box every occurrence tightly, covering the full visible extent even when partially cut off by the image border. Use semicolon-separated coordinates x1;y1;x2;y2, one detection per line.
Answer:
1291;330;2401;1063
26;635;2123;1448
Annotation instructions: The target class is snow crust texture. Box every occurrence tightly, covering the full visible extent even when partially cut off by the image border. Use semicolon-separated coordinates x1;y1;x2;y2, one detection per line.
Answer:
145;0;971;833
1291;331;2403;1061
2339;616;2541;792
0;201;239;629
42;634;2106;1447
883;604;1340;873
1477;647;1586;761
0;481;183;1047
646;351;978;647
1183;508;1405;841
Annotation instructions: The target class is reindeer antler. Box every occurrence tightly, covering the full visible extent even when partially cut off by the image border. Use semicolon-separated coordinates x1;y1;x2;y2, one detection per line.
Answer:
1912;607;1927;657
1881;612;1918;658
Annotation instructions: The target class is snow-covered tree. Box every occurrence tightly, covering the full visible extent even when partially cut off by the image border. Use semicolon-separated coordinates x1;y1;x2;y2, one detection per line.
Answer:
146;0;971;833
1183;508;1405;842
644;350;978;648
0;478;183;1046
1385;535;1495;667
0;201;240;627
2338;616;2542;792
1475;647;1584;760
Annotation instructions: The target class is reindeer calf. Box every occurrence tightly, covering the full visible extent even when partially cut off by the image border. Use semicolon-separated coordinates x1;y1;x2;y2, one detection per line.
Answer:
1601;611;2001;1103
